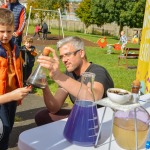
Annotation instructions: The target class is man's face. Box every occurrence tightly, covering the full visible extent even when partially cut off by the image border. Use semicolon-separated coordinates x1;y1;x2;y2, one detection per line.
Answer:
59;43;82;72
0;24;14;44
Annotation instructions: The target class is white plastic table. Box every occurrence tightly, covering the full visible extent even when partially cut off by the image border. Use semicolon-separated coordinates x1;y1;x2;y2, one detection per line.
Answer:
18;95;150;150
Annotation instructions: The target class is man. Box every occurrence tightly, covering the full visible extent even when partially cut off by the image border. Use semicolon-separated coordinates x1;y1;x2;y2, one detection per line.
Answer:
41;22;48;40
35;36;114;126
1;0;26;46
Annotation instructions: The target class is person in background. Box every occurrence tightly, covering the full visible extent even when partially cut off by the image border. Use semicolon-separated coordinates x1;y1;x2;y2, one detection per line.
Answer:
34;36;114;126
118;30;128;54
21;35;37;86
133;30;138;38
33;24;41;40
1;0;26;46
0;8;31;150
41;22;48;40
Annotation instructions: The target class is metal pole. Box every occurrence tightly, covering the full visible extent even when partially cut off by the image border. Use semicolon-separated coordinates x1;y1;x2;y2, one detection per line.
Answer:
108;110;115;150
58;8;64;38
134;108;138;150
25;6;32;36
94;107;107;148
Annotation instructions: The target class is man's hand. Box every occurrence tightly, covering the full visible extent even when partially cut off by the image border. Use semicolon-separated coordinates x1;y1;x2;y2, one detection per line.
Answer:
13;32;18;37
37;47;60;80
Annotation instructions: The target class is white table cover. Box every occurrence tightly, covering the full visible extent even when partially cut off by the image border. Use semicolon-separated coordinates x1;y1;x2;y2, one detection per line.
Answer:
18;94;150;150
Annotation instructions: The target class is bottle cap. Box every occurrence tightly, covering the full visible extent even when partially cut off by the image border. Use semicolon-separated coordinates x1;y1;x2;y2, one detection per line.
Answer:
42;48;51;56
132;80;140;87
131;80;141;93
146;141;150;149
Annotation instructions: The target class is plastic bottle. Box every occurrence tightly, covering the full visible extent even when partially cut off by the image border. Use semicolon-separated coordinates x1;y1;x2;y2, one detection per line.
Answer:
146;140;150;150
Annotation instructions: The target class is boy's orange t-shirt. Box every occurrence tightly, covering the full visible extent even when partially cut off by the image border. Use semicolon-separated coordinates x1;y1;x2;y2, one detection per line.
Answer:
2;43;18;93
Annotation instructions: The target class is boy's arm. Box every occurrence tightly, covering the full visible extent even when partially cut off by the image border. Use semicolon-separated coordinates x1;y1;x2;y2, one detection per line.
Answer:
30;47;38;57
15;7;26;36
31;49;38;57
125;36;128;44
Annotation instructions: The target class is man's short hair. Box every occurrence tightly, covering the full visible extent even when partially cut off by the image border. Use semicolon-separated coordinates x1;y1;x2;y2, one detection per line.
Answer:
57;36;85;51
0;8;14;26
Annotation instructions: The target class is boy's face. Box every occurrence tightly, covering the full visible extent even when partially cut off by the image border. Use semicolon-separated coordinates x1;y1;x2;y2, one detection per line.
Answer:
0;24;14;44
24;41;32;49
121;31;124;36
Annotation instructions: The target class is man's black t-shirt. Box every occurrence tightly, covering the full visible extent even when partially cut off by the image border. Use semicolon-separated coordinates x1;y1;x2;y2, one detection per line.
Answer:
65;62;114;104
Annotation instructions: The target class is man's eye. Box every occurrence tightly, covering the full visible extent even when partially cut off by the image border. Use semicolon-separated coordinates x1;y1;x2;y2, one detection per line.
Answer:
65;53;71;56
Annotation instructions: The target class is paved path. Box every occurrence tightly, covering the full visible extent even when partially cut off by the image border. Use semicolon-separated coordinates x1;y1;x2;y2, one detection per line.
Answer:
8;93;45;150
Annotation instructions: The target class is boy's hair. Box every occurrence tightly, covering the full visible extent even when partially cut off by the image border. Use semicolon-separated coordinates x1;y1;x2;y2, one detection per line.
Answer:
23;35;33;44
0;8;14;26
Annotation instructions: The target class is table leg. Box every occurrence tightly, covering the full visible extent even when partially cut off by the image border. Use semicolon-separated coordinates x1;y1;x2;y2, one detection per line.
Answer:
94;107;107;148
108;110;115;150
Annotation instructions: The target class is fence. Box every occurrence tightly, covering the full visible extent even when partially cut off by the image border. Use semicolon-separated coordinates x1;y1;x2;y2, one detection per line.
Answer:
32;19;141;40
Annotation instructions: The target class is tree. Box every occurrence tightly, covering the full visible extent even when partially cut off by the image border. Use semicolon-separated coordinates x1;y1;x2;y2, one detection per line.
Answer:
92;0;146;34
26;0;69;25
91;0;109;27
75;0;93;34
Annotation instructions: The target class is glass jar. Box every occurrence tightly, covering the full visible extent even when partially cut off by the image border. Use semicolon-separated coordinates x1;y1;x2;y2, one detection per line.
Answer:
113;107;150;149
63;72;99;146
113;80;150;149
26;48;50;89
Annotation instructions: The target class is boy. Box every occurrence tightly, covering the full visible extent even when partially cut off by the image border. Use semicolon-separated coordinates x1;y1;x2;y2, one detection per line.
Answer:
118;30;128;54
33;24;41;40
21;35;37;86
0;8;31;149
1;0;26;46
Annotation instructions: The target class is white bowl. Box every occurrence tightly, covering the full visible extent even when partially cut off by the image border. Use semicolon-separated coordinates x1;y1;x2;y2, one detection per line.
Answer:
107;88;132;104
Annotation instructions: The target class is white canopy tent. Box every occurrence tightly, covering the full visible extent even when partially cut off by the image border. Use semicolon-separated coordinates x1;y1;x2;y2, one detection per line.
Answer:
25;6;64;38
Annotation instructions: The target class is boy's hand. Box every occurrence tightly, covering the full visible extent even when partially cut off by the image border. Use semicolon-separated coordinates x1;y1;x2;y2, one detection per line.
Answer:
23;63;26;67
10;87;32;101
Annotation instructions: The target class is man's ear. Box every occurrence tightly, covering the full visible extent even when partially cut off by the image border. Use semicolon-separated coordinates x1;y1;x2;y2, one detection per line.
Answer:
80;49;85;58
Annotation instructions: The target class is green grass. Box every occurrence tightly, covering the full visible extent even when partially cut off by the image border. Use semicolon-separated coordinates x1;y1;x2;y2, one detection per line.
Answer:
28;27;140;104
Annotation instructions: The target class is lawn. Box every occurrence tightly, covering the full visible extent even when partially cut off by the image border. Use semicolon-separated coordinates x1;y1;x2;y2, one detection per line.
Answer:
27;26;140;104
